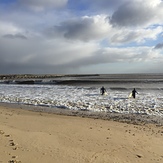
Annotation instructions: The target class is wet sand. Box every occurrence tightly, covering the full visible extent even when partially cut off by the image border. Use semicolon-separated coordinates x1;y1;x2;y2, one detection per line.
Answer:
0;103;163;163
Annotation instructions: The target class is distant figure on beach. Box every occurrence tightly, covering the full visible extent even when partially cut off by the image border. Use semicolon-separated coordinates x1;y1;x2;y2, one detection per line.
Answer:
100;86;106;95
132;88;138;98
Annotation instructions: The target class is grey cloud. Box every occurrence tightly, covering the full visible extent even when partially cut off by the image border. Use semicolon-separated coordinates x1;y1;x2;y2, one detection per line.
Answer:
45;17;107;41
110;2;155;27
154;43;163;49
0;34;161;74
3;33;27;40
45;19;93;41
0;34;94;74
32;49;119;72
0;61;60;74
111;32;140;44
61;48;148;70
1;0;163;74
63;19;94;41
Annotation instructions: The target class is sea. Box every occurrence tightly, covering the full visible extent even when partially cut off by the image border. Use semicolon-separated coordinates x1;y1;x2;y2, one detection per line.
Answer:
0;74;163;117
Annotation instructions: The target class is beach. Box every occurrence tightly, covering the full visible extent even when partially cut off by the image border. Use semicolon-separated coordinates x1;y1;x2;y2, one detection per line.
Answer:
0;104;163;163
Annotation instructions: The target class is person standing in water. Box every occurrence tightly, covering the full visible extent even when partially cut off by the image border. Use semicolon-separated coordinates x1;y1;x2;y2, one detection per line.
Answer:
132;88;138;98
100;86;106;95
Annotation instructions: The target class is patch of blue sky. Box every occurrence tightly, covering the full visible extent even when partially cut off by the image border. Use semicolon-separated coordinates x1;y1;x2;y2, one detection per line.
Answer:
0;0;16;4
68;0;89;11
67;0;93;16
99;39;140;48
148;24;163;29
99;39;109;47
142;34;163;48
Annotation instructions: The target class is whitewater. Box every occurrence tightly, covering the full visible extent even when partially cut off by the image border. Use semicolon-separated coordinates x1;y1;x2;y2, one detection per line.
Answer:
0;78;163;117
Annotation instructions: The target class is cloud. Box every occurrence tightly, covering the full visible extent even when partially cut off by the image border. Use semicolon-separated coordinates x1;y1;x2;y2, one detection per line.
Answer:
110;26;163;44
0;31;163;74
3;33;27;40
0;22;22;35
64;46;153;68
110;0;163;27
0;31;98;74
154;43;163;49
0;0;163;74
44;15;111;41
74;46;163;74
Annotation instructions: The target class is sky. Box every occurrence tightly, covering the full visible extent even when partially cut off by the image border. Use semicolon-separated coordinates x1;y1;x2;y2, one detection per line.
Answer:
0;0;163;74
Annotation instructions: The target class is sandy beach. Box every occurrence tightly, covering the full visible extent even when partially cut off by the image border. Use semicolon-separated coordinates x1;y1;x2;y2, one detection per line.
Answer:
0;104;163;163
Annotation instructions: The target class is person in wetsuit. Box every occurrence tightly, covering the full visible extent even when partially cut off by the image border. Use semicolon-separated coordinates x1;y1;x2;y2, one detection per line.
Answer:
100;86;106;95
132;88;138;98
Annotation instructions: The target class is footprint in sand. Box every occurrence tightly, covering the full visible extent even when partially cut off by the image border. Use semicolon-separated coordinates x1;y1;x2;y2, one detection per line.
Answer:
5;134;11;137
8;141;21;162
8;160;22;163
0;130;5;135
0;131;22;162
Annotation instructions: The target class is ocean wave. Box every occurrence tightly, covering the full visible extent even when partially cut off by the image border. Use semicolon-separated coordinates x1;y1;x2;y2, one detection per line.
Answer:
0;84;162;117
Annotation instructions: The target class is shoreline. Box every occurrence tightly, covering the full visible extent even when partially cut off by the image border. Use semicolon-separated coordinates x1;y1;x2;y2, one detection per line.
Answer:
0;102;163;126
0;103;163;163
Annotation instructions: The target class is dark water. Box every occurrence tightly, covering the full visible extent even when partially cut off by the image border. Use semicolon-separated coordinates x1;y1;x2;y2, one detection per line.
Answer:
53;74;163;92
1;73;163;92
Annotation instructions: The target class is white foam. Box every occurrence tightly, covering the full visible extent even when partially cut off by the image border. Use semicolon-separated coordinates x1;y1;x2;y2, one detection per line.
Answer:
0;84;162;116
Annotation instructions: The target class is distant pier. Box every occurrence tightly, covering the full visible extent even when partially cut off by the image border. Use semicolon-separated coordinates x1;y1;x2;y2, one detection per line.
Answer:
0;74;99;80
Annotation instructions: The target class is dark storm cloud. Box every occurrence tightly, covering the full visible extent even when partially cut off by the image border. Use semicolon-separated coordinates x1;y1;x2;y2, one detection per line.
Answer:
110;1;155;27
3;33;27;40
154;43;163;49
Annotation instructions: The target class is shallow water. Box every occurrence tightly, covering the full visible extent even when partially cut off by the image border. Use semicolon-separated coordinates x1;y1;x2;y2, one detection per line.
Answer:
0;80;162;117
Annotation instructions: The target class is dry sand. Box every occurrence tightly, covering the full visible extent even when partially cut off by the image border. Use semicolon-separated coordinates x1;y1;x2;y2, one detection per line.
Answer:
0;104;163;163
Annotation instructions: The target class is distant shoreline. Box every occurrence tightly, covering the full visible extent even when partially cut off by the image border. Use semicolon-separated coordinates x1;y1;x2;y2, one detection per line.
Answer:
0;74;100;80
0;73;163;80
0;73;163;85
